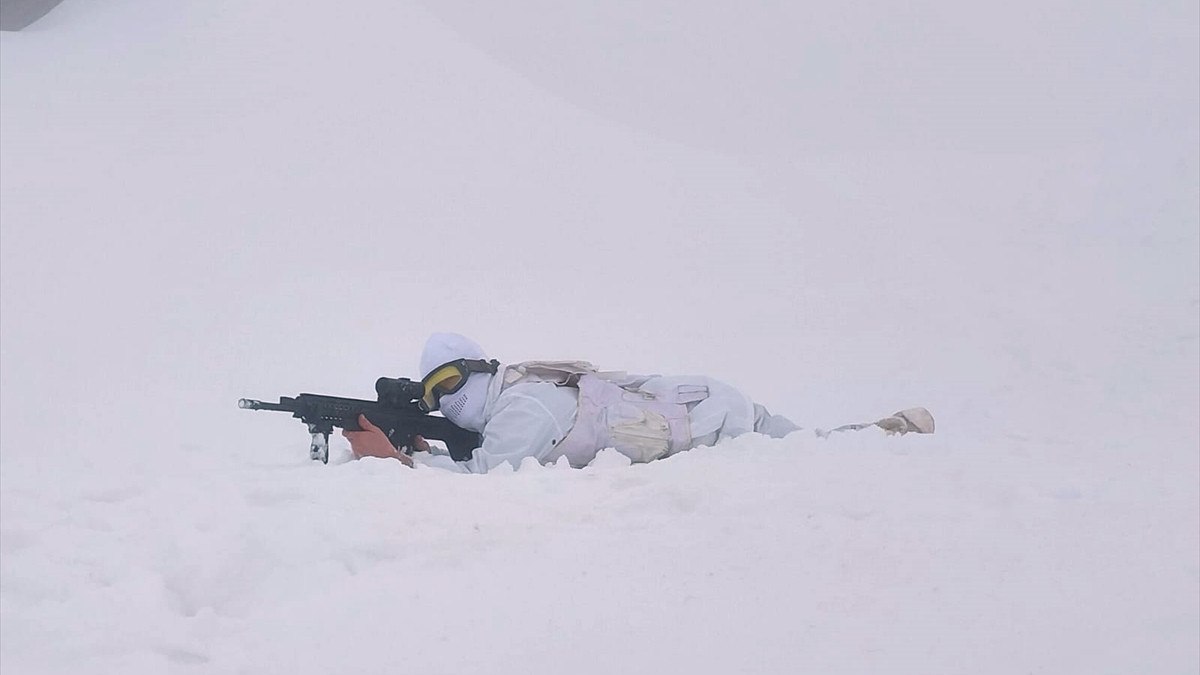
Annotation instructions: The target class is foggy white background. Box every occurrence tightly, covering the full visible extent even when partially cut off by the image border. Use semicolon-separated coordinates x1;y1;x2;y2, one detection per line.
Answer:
1;1;1197;673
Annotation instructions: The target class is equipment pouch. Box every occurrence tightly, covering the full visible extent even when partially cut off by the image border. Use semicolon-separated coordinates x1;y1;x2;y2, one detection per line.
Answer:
607;398;673;464
554;375;694;467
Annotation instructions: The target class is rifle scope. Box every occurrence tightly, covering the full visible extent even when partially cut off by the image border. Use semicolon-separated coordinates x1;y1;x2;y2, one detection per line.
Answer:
375;377;424;405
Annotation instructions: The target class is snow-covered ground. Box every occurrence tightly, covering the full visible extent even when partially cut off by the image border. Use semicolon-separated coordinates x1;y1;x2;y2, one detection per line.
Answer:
2;1;1197;673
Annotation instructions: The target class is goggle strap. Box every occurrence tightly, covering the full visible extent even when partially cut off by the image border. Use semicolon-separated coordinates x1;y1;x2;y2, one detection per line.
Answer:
459;358;500;375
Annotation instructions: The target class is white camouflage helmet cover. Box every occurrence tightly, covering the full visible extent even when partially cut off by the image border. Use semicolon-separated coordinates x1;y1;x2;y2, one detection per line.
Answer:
418;332;491;433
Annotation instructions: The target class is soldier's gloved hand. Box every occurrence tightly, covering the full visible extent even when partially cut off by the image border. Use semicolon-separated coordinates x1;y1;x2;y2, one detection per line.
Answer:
344;414;413;467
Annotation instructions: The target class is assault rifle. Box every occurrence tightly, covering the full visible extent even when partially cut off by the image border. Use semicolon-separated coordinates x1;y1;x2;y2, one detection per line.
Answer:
239;377;479;463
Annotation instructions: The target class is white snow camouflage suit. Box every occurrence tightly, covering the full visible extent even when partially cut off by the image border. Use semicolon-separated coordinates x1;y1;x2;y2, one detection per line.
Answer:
427;359;800;473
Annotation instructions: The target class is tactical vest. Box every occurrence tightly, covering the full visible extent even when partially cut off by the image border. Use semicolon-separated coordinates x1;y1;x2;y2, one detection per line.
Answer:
497;361;710;467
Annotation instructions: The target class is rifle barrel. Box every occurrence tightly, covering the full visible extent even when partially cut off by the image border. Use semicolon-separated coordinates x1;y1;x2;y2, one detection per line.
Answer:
238;398;295;412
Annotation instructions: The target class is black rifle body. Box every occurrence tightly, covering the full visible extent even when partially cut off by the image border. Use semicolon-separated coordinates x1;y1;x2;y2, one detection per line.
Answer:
240;392;479;463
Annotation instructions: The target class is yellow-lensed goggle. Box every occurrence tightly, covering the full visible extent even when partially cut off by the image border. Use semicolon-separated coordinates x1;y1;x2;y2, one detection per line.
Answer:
418;358;499;412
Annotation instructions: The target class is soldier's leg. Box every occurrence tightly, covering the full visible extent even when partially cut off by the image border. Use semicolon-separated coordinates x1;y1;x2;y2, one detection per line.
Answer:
752;403;802;438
